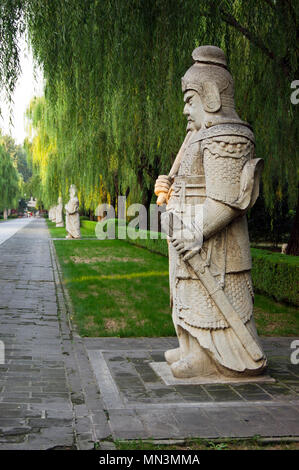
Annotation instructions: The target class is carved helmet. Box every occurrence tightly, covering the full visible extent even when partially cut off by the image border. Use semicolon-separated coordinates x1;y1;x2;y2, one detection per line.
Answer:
70;184;77;195
181;46;236;114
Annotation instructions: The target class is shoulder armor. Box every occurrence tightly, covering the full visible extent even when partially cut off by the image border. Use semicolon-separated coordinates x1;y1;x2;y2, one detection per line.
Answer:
203;136;255;206
202;136;252;159
190;123;255;145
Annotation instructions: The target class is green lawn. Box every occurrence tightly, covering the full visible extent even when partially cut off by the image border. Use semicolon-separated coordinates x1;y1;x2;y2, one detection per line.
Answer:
253;294;299;336
53;238;299;338
54;239;173;337
46;218;97;238
114;437;299;451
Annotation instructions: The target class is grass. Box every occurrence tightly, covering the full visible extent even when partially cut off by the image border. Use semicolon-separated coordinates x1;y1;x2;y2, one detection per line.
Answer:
114;437;299;450
53;238;299;338
54;239;173;337
253;294;299;336
46;218;97;238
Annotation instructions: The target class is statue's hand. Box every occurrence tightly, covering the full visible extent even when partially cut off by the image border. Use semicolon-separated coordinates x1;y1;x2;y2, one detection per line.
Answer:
170;225;203;260
155;175;172;206
154;175;172;196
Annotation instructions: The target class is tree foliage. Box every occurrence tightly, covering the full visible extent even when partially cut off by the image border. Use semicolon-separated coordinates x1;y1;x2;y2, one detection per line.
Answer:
1;133;31;181
1;2;299;236
0;0;24;101
0;136;21;210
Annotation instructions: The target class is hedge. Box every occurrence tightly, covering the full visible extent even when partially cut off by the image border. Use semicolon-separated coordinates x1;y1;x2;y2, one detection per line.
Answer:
80;219;97;232
250;248;299;307
85;218;299;306
126;231;298;307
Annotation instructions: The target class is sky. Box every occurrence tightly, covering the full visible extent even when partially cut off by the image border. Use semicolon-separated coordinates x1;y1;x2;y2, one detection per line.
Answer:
0;34;44;145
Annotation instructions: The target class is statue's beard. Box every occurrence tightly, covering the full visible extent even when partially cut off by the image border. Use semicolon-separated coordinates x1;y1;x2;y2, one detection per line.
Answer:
186;120;201;132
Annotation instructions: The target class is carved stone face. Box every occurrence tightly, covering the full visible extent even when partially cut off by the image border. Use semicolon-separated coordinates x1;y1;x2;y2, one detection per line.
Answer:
183;90;205;131
70;186;76;198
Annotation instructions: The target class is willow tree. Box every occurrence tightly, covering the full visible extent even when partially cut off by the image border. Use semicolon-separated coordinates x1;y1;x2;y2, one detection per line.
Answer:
25;94;110;211
1;134;31;182
0;141;21;212
0;1;24;104
25;96;60;207
0;1;298;252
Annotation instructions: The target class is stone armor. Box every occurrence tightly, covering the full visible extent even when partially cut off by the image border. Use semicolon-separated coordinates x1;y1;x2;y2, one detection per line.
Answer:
166;123;266;375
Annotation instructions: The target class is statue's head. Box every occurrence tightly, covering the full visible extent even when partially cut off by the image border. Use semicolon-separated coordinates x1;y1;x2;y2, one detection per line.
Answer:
58;196;62;204
70;184;77;197
182;46;240;131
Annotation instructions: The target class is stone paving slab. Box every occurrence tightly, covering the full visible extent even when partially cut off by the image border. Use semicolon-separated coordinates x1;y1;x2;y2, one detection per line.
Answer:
0;219;78;450
86;337;299;440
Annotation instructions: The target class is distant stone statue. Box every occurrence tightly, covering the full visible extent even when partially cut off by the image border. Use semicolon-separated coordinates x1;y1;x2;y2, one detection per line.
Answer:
281;243;288;254
155;46;267;380
50;205;56;223
65;185;81;239
56;197;64;227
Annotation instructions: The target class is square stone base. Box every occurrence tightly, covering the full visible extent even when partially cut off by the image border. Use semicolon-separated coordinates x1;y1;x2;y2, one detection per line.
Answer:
150;362;276;386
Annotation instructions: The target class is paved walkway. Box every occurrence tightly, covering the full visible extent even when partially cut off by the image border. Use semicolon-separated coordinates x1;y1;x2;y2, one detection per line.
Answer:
0;217;32;246
0;218;298;449
0;219;107;449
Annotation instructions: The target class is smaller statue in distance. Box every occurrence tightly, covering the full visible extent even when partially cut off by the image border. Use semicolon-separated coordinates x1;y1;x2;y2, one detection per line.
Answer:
56;196;64;228
65;185;81;239
51;205;56;224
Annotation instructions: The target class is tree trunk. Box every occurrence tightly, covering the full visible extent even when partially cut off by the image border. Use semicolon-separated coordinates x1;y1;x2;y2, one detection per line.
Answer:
141;188;153;230
286;188;299;256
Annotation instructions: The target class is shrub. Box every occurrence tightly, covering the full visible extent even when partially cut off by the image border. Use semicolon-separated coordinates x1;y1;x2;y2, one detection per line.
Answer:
251;248;299;307
126;227;168;256
92;219;168;255
80;219;97;231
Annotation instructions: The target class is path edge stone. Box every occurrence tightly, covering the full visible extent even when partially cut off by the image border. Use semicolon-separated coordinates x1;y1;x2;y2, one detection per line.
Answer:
49;238;112;450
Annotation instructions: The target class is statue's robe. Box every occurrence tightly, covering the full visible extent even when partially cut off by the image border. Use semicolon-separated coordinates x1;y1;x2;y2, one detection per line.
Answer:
65;197;81;239
56;202;64;227
167;123;267;376
51;206;57;223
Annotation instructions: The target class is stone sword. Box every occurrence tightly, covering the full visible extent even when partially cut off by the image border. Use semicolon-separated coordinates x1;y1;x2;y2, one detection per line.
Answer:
161;211;264;363
155;131;193;206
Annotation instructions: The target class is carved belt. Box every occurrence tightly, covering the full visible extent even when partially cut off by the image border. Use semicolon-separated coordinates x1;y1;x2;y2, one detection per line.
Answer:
173;175;205;196
171;175;206;213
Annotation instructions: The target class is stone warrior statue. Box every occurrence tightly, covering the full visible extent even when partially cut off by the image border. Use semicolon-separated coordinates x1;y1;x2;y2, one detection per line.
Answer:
49;205;56;223
65;185;81;239
56;196;64;228
155;46;267;379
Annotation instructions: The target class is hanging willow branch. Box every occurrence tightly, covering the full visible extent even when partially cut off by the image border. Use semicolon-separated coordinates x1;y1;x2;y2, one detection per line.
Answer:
1;0;297;224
